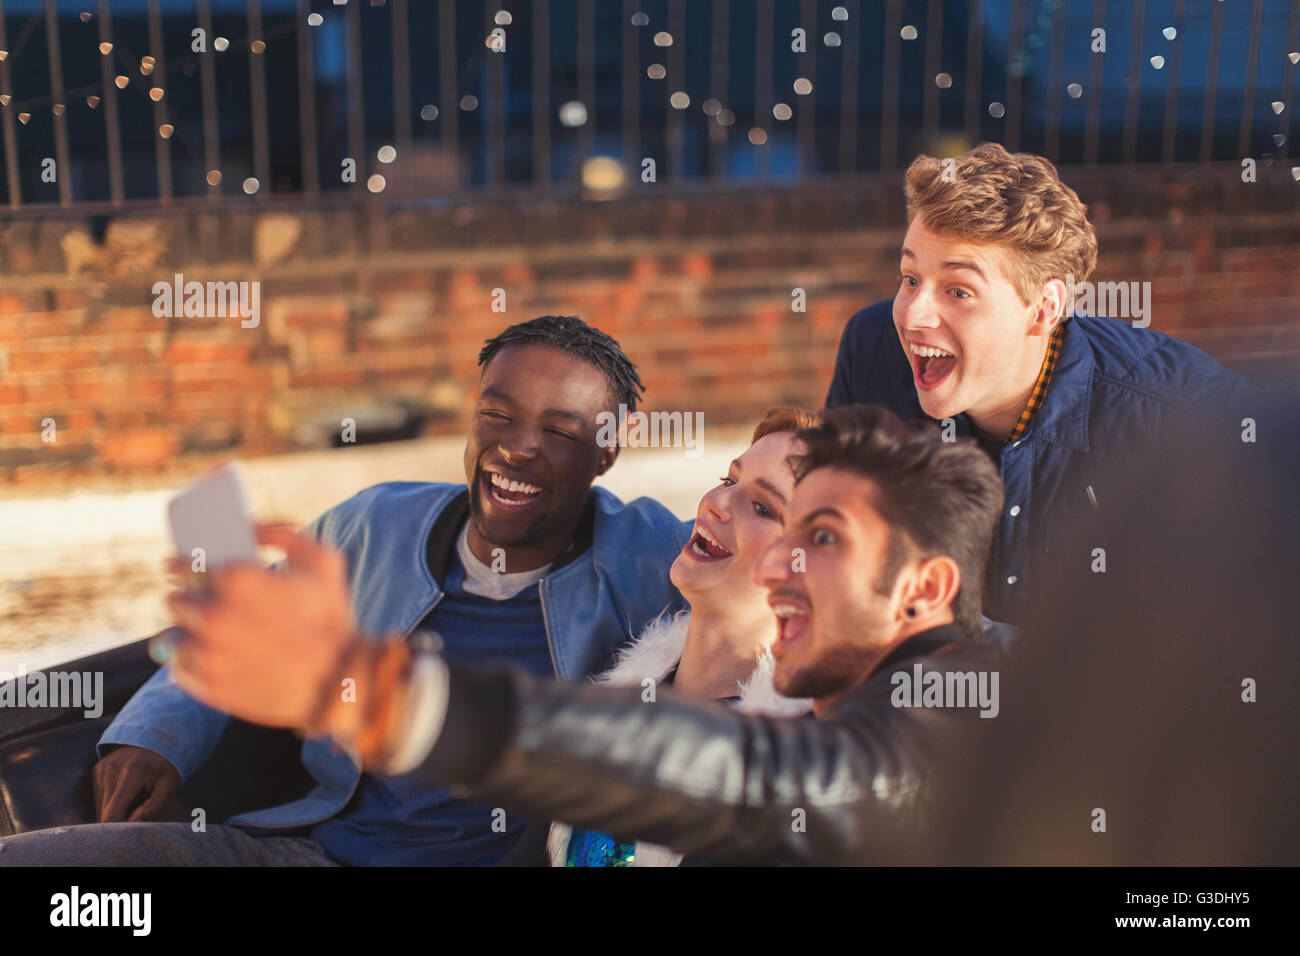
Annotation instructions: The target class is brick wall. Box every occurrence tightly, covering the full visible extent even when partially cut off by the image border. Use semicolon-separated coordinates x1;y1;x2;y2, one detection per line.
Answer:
1;164;1298;485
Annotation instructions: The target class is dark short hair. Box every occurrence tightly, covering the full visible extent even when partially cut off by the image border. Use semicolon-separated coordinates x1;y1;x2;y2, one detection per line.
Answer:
478;315;646;413
792;404;1004;640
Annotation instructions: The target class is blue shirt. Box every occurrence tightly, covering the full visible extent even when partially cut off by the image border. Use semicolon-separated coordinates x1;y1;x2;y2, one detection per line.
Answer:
310;549;554;865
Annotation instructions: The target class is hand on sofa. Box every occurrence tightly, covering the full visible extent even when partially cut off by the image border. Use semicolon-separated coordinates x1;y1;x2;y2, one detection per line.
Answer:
93;745;182;823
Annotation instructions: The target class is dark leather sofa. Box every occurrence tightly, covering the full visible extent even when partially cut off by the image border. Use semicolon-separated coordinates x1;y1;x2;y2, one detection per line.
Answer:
0;628;314;837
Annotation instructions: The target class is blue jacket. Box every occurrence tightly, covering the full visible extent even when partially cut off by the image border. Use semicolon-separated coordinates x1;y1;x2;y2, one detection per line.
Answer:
826;300;1253;624
99;481;691;829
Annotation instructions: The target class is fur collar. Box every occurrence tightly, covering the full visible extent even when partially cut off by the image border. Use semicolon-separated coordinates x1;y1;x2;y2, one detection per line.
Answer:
595;609;813;718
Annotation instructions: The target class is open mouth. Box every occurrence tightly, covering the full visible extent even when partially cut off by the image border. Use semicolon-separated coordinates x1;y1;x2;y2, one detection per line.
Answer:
769;598;810;655
684;522;732;561
484;470;544;510
908;342;957;391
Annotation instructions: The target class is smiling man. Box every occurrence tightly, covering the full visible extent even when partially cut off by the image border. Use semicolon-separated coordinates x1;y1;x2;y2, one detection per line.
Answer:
0;315;689;867
826;143;1252;623
155;404;1008;865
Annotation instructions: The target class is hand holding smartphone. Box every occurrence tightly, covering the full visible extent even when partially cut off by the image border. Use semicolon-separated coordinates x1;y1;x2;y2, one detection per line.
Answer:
153;463;259;665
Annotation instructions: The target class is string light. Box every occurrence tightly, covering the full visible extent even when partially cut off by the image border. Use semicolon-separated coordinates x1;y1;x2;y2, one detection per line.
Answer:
6;5;1250;204
559;101;588;126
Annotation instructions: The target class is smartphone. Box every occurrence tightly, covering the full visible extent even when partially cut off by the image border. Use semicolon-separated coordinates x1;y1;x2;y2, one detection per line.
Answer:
166;462;259;580
153;464;259;666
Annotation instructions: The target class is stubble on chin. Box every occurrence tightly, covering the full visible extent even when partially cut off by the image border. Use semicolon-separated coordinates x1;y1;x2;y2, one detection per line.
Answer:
776;643;881;702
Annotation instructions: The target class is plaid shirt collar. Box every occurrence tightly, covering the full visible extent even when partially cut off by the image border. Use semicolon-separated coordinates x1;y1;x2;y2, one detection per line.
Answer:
1005;323;1066;444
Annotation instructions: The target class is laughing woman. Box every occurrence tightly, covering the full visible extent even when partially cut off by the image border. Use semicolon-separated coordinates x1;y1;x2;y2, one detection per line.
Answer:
549;406;821;867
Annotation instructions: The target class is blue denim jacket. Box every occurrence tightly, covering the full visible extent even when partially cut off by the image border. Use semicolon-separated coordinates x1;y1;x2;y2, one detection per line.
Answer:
99;481;691;829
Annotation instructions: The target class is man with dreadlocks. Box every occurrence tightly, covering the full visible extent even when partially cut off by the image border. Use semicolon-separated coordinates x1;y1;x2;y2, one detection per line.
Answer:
11;316;689;866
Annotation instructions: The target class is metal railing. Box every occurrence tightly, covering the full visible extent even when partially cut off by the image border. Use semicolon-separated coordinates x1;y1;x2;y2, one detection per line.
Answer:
0;0;1296;214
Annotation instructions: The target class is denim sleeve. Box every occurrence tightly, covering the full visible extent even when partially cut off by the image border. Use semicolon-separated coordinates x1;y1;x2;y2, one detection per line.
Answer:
95;665;234;782
95;511;332;780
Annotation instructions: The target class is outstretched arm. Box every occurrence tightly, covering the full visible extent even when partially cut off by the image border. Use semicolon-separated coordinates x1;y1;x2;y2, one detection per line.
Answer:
167;524;970;865
410;658;938;865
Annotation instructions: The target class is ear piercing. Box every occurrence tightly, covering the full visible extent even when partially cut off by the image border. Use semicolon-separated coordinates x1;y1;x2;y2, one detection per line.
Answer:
906;607;917;618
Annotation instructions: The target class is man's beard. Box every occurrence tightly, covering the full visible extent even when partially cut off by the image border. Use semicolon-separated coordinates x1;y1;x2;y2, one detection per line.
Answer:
776;642;881;702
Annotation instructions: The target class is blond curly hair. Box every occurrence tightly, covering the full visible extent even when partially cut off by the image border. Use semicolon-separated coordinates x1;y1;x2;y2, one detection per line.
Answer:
903;142;1098;307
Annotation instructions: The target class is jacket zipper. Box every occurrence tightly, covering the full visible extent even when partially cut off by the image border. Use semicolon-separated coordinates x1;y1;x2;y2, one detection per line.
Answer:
537;583;561;678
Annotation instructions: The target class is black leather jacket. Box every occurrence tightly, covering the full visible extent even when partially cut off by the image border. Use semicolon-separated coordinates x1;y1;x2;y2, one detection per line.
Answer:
412;623;1001;865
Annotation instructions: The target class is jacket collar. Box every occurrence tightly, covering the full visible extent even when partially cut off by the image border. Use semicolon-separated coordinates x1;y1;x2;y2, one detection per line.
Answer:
1011;317;1093;452
873;622;970;676
949;318;1093;454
